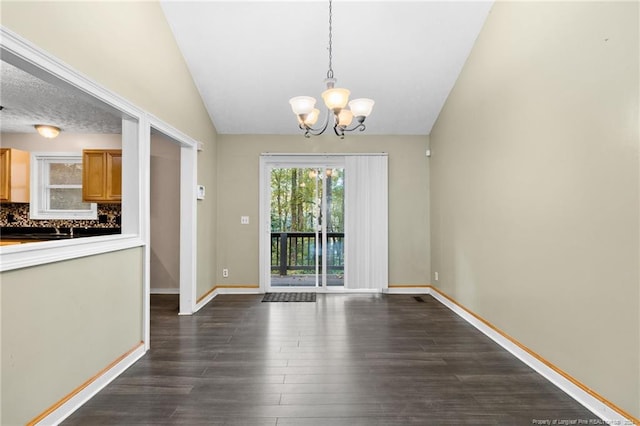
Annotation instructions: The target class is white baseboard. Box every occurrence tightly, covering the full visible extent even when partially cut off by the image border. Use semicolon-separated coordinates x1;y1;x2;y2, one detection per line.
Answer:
193;285;261;313
35;344;146;426
216;286;261;295
150;288;179;294
193;288;218;313
426;287;636;425
384;286;430;294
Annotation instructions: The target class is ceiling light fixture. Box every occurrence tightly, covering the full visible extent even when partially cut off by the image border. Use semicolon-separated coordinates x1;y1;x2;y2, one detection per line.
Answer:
289;0;374;139
34;124;61;139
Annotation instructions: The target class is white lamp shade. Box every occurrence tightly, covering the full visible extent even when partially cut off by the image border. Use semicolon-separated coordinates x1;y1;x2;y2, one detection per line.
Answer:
34;124;61;139
297;108;320;127
289;96;316;115
321;88;350;110
348;98;375;117
337;109;353;127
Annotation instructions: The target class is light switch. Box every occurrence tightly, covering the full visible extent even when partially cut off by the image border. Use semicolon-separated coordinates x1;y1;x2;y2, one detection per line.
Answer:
197;185;205;200
241;216;249;225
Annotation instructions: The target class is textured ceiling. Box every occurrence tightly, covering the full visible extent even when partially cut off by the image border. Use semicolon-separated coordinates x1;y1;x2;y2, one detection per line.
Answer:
161;0;493;135
0;60;123;135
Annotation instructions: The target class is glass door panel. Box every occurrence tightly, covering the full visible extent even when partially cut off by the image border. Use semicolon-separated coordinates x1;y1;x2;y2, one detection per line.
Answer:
269;166;344;289
325;168;344;287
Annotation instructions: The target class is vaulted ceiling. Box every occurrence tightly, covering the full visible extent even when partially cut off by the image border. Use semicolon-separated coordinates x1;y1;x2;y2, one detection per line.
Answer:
161;1;493;136
0;1;493;137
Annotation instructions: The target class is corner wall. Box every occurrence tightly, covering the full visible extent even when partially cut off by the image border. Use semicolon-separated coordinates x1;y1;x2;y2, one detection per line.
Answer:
216;134;430;286
430;1;639;417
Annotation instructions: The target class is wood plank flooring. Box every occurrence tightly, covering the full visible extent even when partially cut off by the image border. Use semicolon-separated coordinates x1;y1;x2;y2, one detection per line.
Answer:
63;294;599;425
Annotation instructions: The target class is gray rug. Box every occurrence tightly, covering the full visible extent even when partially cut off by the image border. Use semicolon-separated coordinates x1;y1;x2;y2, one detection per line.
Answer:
262;292;316;302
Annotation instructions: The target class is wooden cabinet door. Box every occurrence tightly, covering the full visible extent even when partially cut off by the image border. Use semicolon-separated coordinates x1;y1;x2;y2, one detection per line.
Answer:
0;148;30;203
106;151;122;201
0;149;10;202
83;150;107;201
83;149;122;203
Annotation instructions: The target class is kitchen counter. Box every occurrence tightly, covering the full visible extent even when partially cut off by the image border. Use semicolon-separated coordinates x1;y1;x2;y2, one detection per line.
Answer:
0;227;121;243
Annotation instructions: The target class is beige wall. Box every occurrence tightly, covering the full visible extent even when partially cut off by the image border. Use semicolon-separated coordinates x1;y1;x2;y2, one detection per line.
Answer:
430;1;639;417
197;138;218;297
150;134;180;292
1;248;144;425
216;134;430;286
1;1;218;423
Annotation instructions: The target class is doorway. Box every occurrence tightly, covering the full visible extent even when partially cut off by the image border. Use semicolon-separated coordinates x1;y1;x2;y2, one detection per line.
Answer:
260;153;389;293
260;155;346;292
270;166;345;289
150;131;181;296
148;122;198;319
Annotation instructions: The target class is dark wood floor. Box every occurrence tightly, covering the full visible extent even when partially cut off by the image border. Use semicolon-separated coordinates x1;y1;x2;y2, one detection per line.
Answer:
63;293;599;425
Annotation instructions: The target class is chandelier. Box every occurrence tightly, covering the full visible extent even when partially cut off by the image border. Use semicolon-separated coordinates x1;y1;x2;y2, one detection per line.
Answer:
289;0;374;139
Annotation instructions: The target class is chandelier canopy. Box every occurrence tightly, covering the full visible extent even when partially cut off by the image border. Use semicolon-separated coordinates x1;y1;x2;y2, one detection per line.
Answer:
289;0;374;139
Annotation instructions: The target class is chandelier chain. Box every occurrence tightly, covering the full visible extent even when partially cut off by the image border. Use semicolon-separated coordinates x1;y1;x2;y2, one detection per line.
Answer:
327;0;334;79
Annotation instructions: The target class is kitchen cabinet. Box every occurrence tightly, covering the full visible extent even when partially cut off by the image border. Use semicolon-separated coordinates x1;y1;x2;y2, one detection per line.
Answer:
0;148;30;203
82;149;122;203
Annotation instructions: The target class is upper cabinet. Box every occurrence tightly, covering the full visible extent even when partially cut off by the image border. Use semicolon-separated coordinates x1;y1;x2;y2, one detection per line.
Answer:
0;148;30;203
82;149;122;203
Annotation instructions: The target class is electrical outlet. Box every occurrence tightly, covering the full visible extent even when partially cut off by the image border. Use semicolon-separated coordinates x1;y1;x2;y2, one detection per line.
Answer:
241;216;249;225
222;268;229;278
434;272;439;281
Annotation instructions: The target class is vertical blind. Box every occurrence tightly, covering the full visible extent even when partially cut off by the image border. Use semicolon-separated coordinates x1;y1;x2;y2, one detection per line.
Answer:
344;155;389;291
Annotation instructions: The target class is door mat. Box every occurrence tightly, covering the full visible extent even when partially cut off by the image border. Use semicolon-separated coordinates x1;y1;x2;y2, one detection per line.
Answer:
262;292;316;302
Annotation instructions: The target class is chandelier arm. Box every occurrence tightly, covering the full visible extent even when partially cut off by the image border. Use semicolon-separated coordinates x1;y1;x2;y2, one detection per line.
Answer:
301;108;333;138
341;122;366;133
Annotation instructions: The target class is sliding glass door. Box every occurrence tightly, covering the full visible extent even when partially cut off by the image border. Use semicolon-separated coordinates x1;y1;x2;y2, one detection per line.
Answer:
269;166;344;289
260;153;388;293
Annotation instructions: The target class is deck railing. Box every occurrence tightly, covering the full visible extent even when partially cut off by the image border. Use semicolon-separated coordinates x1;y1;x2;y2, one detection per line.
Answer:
271;232;344;276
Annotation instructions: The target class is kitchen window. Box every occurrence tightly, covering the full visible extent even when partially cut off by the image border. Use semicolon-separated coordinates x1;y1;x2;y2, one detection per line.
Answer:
30;152;98;220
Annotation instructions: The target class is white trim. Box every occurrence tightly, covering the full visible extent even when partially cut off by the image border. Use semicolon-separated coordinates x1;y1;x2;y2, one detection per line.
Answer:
138;116;152;351
29;152;98;220
34;345;146;426
148;114;200;317
258;157;269;293
0;235;144;271
192;286;262;313
259;155;348;293
179;145;198;314
0;28;147;272
191;290;216;314
426;287;635;425
260;152;388;157
150;288;180;294
383;287;430;294
218;286;261;295
266;287;381;294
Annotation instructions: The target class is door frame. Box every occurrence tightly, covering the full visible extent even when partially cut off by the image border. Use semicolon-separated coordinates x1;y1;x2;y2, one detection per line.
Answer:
148;119;198;317
259;154;345;293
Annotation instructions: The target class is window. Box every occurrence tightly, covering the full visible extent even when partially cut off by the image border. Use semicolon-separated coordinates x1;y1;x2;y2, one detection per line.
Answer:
30;153;97;219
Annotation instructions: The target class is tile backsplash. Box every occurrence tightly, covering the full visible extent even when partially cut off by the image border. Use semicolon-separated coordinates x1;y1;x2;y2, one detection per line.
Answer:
0;203;121;228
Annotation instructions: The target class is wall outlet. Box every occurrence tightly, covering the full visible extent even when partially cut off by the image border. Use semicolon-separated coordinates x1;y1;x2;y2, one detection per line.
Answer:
241;216;249;225
434;272;439;281
222;268;229;278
